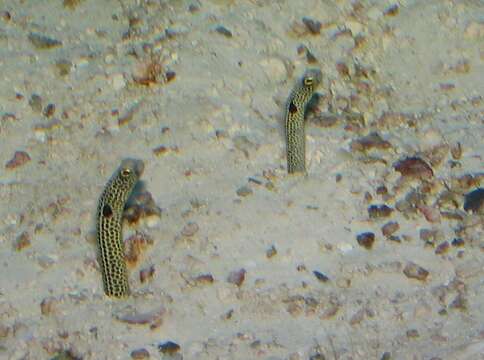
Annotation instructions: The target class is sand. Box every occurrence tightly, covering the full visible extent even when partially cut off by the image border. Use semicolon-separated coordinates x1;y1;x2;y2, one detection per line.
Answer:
0;0;483;359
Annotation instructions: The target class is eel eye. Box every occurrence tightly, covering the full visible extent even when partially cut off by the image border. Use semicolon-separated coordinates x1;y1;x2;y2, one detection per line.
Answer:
121;168;131;177
304;77;314;86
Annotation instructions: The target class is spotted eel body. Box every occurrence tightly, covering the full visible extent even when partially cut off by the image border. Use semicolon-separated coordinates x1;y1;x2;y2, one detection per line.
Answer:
285;68;322;174
96;158;144;297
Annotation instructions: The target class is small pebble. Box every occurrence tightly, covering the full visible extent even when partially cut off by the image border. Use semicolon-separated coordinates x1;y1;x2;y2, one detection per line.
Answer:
381;352;392;360
215;129;228;139
14;231;31;251
0;11;11;21
116;104;139;126
55;59;72;76
448;59;470;74
350;132;392;152
193;273;214;285
290;20;310;37
403;262;429;281
116;306;165;327
297;45;318;63
451;238;464;247
188;4;200;13
463;188;484;214
152;145;169;156
313;270;329;283
132;58;164;86
158;341;180;355
165;70;176;82
394;157;433;180
236;185;253;197
383;4;399;16
417;204;441;223
139;265;155;283
29;94;43;112
266;245;277;258
296;264;307;272
381;221;399;237
227;268;246;287
215;25;232;37
248;177;263;185
5;151;31;169
222;309;234;320
368;204;393;219
2;113;17;122
434;241;449;255
356;232;375;249
40;296;57;316
387;235;400;243
28;32;62;49
43;103;56;117
159;127;170;135
130;348;150;359
406;329;419;338
439;83;455;91
302;17;322;34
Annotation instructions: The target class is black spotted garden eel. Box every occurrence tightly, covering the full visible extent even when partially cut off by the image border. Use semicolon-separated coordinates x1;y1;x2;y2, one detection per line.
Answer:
96;158;144;297
285;68;322;174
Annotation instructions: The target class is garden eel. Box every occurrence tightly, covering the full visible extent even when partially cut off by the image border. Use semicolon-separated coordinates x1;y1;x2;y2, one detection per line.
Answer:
96;158;144;297
285;68;322;174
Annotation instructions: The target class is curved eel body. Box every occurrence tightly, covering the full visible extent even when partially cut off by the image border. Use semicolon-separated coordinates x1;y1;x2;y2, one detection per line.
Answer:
96;158;144;297
285;68;322;174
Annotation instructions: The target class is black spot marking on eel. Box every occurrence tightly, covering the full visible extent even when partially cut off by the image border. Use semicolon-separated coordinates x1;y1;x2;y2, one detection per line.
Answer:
289;102;298;114
102;204;113;218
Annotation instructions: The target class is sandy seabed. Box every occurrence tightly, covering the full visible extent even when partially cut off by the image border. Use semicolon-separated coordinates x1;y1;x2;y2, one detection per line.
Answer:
0;0;483;359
